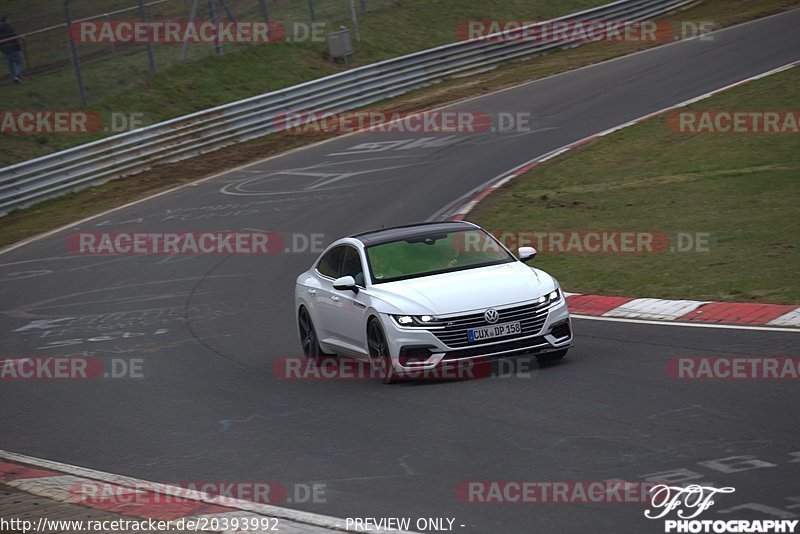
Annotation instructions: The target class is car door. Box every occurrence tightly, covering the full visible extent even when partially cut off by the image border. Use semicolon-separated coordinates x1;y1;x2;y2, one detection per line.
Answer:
331;246;371;357
312;245;346;343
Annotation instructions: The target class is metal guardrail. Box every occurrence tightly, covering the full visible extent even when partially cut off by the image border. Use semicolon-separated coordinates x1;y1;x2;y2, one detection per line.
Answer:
0;0;698;215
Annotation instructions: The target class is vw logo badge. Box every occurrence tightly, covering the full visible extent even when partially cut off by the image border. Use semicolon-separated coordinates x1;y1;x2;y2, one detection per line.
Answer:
484;309;499;324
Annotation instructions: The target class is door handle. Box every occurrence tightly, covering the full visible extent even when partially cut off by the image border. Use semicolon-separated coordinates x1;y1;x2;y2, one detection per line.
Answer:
331;295;339;302
307;289;317;295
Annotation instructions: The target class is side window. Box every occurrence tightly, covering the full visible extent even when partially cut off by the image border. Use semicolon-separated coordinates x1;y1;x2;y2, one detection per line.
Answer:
341;247;365;287
317;246;346;278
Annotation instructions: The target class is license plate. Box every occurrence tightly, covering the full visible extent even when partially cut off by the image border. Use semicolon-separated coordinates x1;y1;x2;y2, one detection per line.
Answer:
468;321;521;342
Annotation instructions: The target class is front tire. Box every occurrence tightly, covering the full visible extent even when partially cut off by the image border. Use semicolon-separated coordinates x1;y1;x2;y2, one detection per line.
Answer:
367;319;397;384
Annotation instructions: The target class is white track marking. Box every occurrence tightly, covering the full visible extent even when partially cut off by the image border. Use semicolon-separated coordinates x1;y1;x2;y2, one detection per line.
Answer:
602;298;709;320
0;449;366;532
572;314;800;333
768;308;800;327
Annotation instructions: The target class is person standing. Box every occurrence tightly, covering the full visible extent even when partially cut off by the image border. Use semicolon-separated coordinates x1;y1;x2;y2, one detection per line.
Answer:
0;15;23;84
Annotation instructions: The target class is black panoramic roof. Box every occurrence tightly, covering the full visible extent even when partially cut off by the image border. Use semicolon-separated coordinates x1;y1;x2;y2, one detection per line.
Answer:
352;221;475;246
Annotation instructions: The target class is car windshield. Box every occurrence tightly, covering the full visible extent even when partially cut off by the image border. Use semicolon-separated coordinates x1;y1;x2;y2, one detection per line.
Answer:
365;228;515;284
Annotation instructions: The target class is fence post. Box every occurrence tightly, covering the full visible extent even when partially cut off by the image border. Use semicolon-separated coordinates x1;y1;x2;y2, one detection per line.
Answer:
349;0;361;42
258;0;269;21
20;37;31;79
63;0;87;104
307;0;316;23
106;14;116;54
219;0;237;22
207;0;223;56
181;0;200;61
137;0;157;74
360;0;366;13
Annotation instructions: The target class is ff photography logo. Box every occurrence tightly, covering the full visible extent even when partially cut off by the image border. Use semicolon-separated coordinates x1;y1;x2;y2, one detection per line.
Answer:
645;485;798;533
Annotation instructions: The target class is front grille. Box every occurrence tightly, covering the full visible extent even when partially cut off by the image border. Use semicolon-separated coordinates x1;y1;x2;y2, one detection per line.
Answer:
440;335;547;360
431;300;552;348
550;320;571;340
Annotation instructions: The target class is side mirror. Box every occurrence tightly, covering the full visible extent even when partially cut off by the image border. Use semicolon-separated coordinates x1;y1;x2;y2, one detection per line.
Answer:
333;275;359;293
518;246;537;263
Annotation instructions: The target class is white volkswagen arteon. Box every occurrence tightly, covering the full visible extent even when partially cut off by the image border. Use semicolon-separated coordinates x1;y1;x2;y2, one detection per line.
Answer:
294;221;572;382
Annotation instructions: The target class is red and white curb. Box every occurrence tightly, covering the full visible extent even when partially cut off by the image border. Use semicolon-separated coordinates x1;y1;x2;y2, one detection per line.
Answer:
438;60;800;329
0;449;414;534
563;293;800;327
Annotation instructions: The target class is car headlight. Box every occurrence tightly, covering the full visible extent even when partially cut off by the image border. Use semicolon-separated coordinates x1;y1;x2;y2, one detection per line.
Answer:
537;287;562;304
392;314;441;327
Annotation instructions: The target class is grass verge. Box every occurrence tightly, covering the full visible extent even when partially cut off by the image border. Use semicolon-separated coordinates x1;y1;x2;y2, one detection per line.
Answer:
471;65;800;304
1;0;610;166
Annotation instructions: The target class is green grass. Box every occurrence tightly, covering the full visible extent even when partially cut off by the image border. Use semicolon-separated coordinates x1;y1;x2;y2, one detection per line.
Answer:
1;0;798;250
0;0;610;166
472;66;800;304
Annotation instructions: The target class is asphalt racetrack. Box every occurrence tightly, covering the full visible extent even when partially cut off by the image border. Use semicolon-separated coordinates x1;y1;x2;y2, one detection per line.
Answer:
1;10;799;534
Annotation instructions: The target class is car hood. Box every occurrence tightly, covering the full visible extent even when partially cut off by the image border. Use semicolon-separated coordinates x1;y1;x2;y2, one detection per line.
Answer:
367;262;557;316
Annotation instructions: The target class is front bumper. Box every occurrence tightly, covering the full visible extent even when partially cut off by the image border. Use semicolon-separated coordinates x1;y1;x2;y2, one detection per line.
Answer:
379;297;572;373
